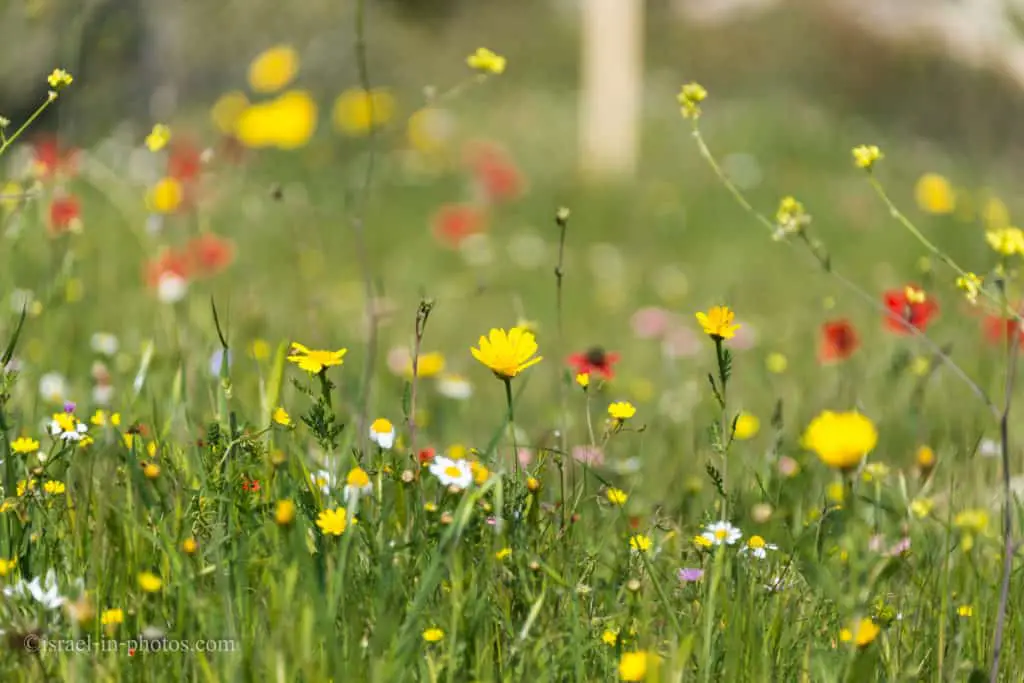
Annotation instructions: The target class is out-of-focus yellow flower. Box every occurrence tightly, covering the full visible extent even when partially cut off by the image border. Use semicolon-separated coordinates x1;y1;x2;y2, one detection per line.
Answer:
766;352;788;374
422;627;444;643
914;173;955;215
466;48;506;75
1;181;22;212
826;481;845;504
802;410;878;471
404;351;445;378
407;107;455;156
138;571;162;593
147;177;183;214
910;497;933;518
211;91;250;136
677;82;707;119
606;488;628;506
331;88;395;137
248;45;299;93
839;618;879;647
733;412;759;440
145;124;171;152
236;90;318;150
695;306;740;340
852;145;882;170
956;272;983;305
618;651;657;681
986;227;1024;256
983;195;1010;230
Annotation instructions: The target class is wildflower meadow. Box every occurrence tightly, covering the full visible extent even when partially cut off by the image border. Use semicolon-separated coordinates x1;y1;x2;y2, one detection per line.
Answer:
4;6;1024;682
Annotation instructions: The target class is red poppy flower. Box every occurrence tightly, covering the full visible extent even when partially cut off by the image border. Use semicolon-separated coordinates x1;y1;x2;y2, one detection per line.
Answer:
32;136;78;179
187;234;235;277
430;203;487;248
241;478;260;493
883;286;938;334
144;248;191;288
818;319;860;363
418;447;436;465
48;196;81;234
168;138;203;182
463;141;525;204
983;311;1024;348
567;347;621;380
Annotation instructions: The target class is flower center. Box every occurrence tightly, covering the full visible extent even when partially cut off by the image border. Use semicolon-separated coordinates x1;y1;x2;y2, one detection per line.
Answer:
585;346;607;366
748;535;765;549
444;466;462;479
714;529;727;541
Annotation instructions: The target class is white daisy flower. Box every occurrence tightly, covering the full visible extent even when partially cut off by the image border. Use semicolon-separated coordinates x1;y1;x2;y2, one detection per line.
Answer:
39;372;68;404
157;273;188;304
429;455;473;490
89;332;119;357
310;469;335;495
49;412;87;442
437;373;472;400
701;521;742;546
369;418;396;450
4;569;67;609
740;535;778;559
342;467;373;505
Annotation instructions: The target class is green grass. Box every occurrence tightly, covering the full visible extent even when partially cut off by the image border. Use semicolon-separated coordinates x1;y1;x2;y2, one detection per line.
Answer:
3;29;1024;682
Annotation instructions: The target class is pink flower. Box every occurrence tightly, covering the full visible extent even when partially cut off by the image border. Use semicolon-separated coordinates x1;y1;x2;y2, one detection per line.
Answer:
572;445;604;467
660;325;701;359
630;307;673;339
517;448;534;467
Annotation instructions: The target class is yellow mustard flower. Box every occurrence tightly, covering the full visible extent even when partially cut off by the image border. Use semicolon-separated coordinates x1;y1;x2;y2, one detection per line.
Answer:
910;497;933;519
470;327;542;379
983;195;1011;230
852;145;882;170
47;68;73;90
677;82;707;119
695;306;740;340
287;343;347;374
606;488;628;506
331;88;395;137
248;45;299;93
955;273;983;305
145;124;171;152
915;173;955;215
986;227;1024;256
466;48;506;75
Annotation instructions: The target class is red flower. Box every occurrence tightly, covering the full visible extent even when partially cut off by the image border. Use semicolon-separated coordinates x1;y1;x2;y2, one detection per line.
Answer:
241;478;260;493
418;447;436;465
430;203;487;248
463;140;525;204
567;347;621;380
168;138;203;182
883;287;938;334
144;248;191;288
818;319;860;363
983;311;1024;348
48;196;81;234
32;136;78;179
187;234;235;277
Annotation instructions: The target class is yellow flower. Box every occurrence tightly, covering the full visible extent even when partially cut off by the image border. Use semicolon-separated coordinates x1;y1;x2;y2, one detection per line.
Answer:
147;177;183;214
958;605;973;618
470;327;542;379
916;446;936;470
606;488;628;506
100;608;123;627
985;227;1024;256
910;497;933;519
608;401;636;421
145;124;171;152
43;481;65;495
618;651;654;681
211;91;250;136
693;534;712;549
984;195;1010;229
138;572;162;593
839;618;879;647
765;353;788;374
90;410;121;427
629;534;652;553
272;407;292;427
601;629;619;646
143;463;160;479
956;273;983;305
1;181;22;212
733;412;759;440
181;538;198;555
466;47;506;75
331;88;395;136
576;373;590;388
248;45;299;93
275;500;296;526
826;481;845;504
695;306;740;340
915;173;955;215
236;90;318;150
862;462;890;482
16;479;36;497
287;343;347;374
495;547;512;560
11;437;39;454
852;145;882;170
802;410;878;471
470;461;492;486
47;68;73;90
422;627;444;643
954;509;988;535
404;351;445;378
407;107;454;156
677;81;708;119
774;196;810;239
316;508;350;536
904;286;926;304
0;558;17;576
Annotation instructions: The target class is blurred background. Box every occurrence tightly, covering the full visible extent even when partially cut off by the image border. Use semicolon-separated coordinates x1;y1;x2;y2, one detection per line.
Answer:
2;0;1023;492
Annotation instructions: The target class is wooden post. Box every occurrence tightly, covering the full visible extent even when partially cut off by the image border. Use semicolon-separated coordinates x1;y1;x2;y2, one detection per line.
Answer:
579;0;644;179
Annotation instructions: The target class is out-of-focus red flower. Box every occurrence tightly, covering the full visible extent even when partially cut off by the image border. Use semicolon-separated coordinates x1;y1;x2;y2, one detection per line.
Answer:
430;203;487;248
818;319;860;363
418;447;436;465
144;248;191;288
983;309;1024;348
168;138;203;182
567;347;621;380
463;140;524;203
883;286;938;334
32;136;79;179
187;233;235;276
241;478;261;493
48;195;81;235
